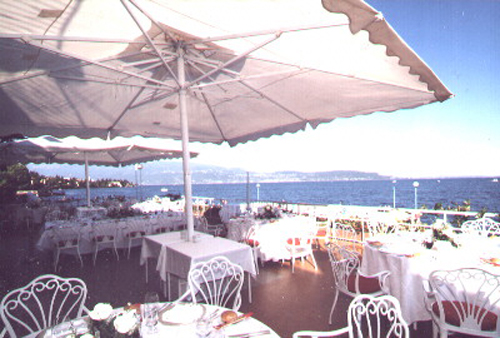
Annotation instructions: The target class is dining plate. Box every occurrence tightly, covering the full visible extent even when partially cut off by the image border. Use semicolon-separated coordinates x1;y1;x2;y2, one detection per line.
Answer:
159;303;206;325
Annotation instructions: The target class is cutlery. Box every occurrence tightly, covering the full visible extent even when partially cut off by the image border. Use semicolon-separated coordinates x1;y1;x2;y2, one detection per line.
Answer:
227;329;271;338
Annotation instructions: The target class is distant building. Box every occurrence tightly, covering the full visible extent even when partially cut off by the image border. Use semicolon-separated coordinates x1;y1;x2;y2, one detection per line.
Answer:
108;181;123;188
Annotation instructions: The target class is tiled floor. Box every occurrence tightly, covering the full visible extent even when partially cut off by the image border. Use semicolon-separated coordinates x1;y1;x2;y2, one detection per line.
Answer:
0;226;438;337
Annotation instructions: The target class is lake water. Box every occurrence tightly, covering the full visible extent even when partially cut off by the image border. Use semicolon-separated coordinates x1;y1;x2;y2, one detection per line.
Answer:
63;177;500;213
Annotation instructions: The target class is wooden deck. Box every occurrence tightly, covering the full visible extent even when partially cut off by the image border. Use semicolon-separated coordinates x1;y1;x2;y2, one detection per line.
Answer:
0;227;440;337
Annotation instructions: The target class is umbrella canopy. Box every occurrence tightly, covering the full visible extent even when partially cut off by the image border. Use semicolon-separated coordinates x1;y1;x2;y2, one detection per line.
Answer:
0;0;453;239
0;135;195;167
0;135;197;206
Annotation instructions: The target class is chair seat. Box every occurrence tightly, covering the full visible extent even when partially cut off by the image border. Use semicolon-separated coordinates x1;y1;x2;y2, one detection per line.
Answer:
432;300;498;331
244;239;260;247
126;231;146;238
287;238;312;245
57;239;78;247
316;229;328;237
347;272;382;294
94;235;114;242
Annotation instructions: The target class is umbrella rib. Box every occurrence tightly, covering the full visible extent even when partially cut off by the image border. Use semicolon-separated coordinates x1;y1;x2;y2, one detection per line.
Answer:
121;0;180;87
186;33;281;88
239;80;306;122
185;23;349;45
0;33;174;46
107;86;148;134
191;69;304;89
49;74;170;90
0;49;160;86
200;91;228;142
21;39;176;89
128;0;180;44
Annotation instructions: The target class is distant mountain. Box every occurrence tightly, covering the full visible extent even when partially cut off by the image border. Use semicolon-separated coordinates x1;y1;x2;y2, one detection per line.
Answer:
28;161;389;185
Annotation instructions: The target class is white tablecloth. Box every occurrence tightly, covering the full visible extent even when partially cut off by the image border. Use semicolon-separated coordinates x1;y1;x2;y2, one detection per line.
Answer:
254;216;316;262
37;212;188;255
41;303;280;338
140;232;256;282
361;233;500;324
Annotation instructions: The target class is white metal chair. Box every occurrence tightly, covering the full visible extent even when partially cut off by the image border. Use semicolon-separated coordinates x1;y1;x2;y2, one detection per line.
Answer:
314;215;331;249
199;216;224;237
48;226;84;271
461;217;500;237
284;235;318;273
243;225;262;274
327;243;390;324
90;221;122;265
333;222;358;252
177;256;244;311
0;274;88;338
123;220;147;259
423;268;500;338
293;294;410;338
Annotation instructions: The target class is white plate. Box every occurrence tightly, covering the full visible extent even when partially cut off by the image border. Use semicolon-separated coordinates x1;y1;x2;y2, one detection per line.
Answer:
159;303;206;326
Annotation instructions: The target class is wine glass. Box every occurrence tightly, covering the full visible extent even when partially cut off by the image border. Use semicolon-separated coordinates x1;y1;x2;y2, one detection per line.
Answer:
143;292;160;334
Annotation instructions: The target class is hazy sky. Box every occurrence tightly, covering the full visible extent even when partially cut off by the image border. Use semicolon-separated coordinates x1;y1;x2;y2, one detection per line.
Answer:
188;0;500;178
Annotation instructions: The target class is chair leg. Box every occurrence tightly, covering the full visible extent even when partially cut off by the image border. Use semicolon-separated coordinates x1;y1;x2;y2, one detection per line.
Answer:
309;252;318;270
54;249;60;271
127;240;132;259
93;246;99;266
77;247;83;268
329;289;340;325
113;243;120;261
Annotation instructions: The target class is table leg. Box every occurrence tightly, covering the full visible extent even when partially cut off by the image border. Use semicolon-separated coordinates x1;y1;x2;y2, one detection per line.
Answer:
248;272;252;303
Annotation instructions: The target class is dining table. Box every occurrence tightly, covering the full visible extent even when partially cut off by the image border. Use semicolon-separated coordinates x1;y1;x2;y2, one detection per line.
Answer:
37;212;188;255
38;302;280;337
227;215;316;262
361;231;500;325
140;231;257;300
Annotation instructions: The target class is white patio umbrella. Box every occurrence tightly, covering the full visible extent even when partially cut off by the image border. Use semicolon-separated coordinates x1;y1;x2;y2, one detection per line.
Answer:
0;0;452;240
0;135;198;207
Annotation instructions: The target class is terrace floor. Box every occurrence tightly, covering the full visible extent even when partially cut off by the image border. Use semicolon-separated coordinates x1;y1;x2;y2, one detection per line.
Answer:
0;225;441;337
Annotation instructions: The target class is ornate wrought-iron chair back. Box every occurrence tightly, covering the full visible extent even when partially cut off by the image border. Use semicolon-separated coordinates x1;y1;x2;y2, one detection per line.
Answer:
0;274;88;338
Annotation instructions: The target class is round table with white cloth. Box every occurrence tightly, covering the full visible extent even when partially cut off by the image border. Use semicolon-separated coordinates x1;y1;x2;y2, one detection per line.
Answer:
40;303;280;338
361;232;500;324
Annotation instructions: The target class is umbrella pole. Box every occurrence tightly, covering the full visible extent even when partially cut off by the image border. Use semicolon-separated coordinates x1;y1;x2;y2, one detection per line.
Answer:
84;152;91;207
178;47;195;242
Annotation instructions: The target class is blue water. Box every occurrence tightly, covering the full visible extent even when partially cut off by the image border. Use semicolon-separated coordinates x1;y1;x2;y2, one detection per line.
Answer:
62;178;500;213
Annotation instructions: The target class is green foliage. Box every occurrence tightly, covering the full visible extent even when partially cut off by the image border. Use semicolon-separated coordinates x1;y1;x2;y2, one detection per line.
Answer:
0;163;31;203
0;164;134;204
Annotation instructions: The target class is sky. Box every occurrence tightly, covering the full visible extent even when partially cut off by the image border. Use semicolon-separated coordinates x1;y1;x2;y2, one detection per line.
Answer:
186;0;500;178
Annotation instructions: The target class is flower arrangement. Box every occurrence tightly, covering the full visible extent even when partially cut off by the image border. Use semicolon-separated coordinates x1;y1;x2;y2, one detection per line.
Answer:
88;303;139;338
423;220;460;249
256;205;280;220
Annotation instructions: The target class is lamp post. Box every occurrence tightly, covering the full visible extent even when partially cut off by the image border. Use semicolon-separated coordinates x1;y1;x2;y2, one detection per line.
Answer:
135;164;143;201
392;180;397;209
413;181;419;209
256;183;261;202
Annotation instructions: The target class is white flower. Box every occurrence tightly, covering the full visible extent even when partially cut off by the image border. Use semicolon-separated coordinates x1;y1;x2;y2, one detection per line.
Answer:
80;334;95;338
113;311;138;334
89;303;113;321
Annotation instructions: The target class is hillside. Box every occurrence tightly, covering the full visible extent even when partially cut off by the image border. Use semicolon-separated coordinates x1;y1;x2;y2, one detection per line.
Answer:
28;160;389;185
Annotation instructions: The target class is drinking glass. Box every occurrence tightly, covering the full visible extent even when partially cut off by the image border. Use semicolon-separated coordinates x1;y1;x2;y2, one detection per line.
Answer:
143;292;160;335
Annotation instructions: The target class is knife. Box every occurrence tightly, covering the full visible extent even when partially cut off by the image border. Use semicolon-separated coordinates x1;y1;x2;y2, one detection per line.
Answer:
227;329;271;338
